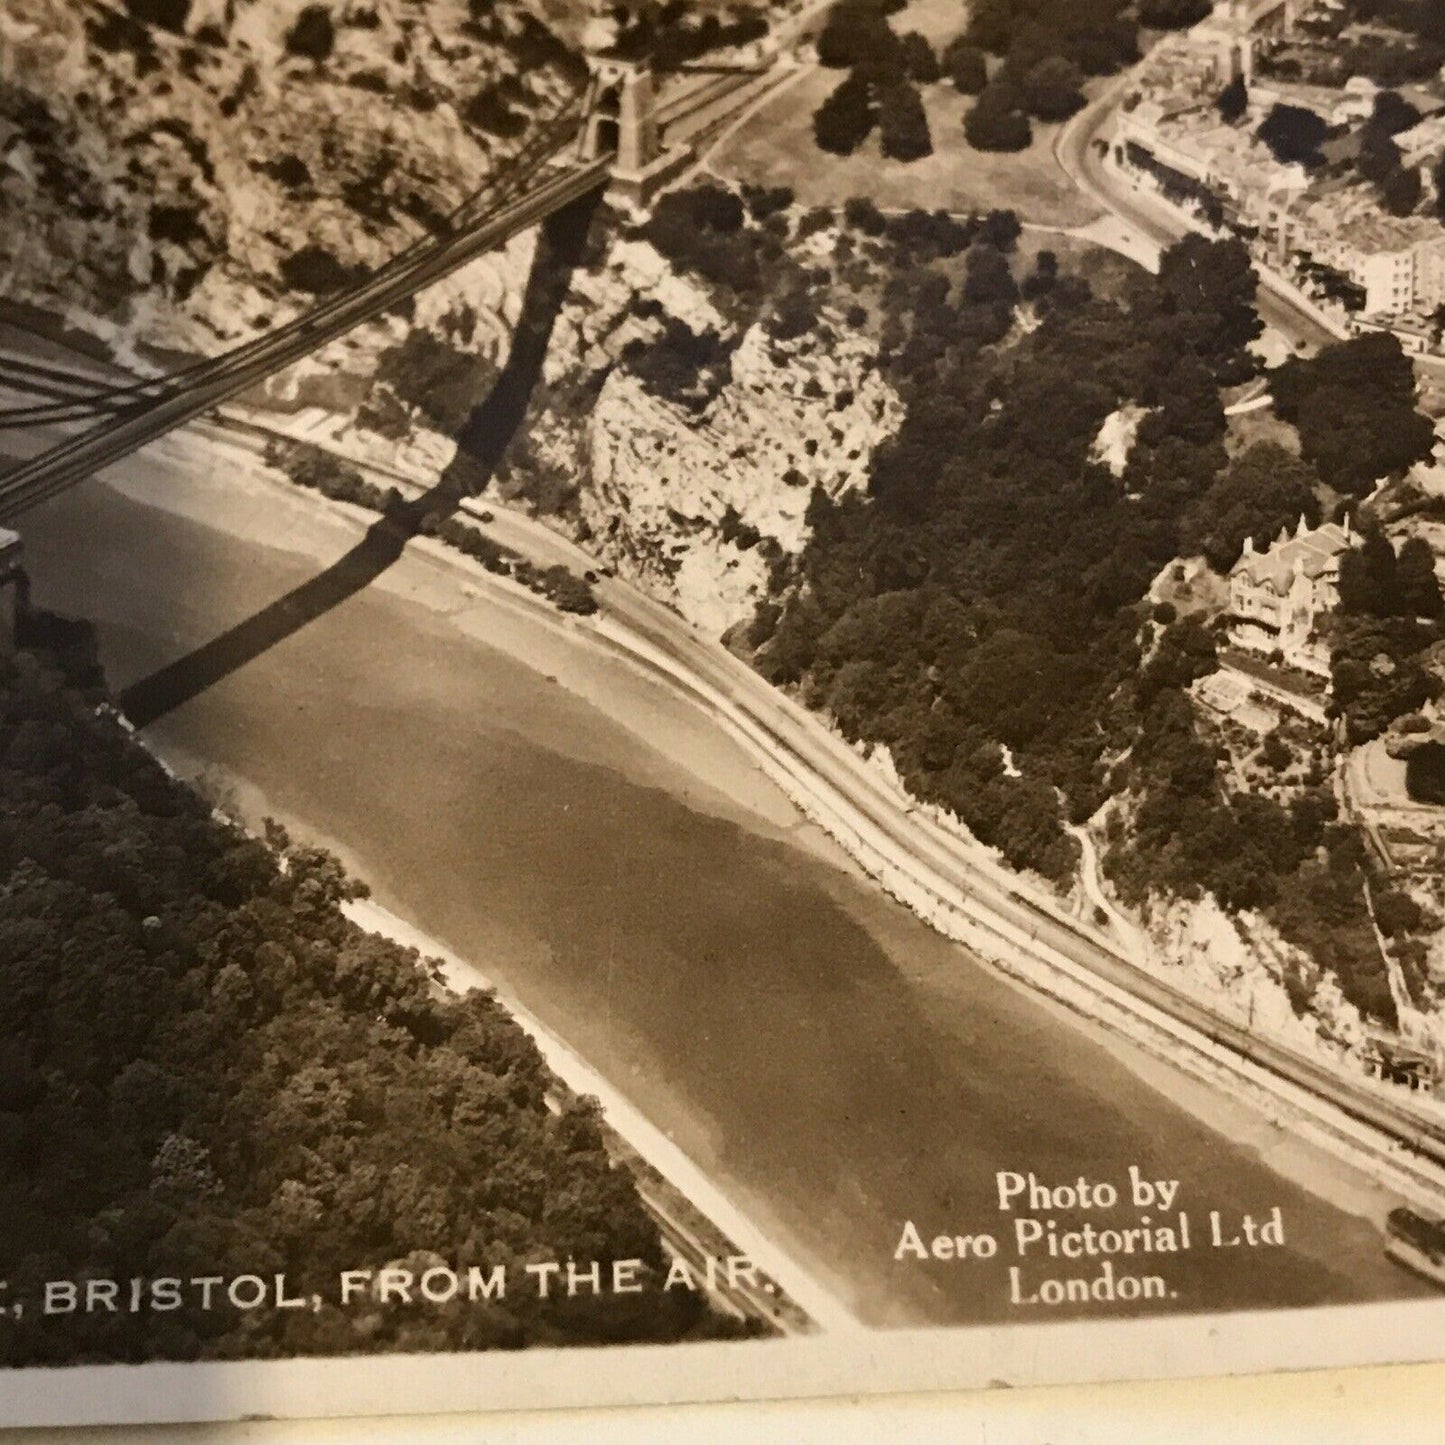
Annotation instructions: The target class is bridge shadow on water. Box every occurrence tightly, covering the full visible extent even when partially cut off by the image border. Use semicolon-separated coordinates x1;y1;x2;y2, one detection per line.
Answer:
119;191;603;731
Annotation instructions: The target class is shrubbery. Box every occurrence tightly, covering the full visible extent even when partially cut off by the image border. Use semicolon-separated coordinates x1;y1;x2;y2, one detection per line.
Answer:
279;245;366;296
373;330;498;437
285;4;336;63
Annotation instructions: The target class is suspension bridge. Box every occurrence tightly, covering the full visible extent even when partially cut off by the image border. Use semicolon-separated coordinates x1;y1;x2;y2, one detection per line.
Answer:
0;53;779;530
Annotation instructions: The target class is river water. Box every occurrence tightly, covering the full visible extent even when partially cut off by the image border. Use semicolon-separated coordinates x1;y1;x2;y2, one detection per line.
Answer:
18;455;1433;1328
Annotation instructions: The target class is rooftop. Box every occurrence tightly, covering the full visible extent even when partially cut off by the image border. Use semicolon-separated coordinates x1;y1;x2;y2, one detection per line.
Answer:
1294;181;1445;255
1396;114;1445;167
1232;516;1354;593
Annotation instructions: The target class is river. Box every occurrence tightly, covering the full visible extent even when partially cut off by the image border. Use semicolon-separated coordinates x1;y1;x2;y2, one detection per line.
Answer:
16;437;1433;1328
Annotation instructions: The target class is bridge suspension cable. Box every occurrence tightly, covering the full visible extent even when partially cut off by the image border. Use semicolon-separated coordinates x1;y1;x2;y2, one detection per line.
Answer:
0;93;608;523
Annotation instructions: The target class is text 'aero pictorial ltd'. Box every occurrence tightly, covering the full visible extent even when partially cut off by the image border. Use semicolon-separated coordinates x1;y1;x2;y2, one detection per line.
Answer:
896;1169;1290;1308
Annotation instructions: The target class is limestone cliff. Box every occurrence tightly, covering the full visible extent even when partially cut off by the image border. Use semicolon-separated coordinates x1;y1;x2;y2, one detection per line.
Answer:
0;0;579;350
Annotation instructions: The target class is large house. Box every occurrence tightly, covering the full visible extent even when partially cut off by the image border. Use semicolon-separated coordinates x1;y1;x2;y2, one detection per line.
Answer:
1228;515;1355;676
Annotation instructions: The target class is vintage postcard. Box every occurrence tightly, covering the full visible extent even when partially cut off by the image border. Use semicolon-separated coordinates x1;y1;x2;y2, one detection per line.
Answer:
3;0;1445;1429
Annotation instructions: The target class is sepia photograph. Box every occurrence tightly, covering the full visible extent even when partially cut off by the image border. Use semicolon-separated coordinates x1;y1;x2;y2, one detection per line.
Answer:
2;0;1445;1428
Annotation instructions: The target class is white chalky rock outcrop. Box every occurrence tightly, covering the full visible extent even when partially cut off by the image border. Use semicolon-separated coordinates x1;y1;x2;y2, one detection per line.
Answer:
584;310;903;633
1147;894;1369;1060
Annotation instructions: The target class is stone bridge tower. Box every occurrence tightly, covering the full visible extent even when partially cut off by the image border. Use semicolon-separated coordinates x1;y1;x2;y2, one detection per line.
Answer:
580;57;688;205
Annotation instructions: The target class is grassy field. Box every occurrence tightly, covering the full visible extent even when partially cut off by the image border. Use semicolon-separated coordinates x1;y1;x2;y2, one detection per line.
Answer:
708;0;1104;228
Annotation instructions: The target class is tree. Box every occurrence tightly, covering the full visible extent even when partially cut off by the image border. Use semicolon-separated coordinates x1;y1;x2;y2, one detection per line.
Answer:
1338;525;1403;617
1022;56;1085;122
1021;248;1059;300
1073;18;1140;75
1370;89;1422;137
125;0;192;29
1270;334;1435;495
1139;0;1212;29
843;194;888;235
943;38;988;94
1216;73;1247;123
285;4;336;63
1260;728;1292;772
878;82;933;162
898;30;940;83
1357;126;1404;185
813;73;877;155
962;243;1018;305
280;244;363;295
1181;441;1321;571
978;208;1022;251
1331;616;1440;742
1256;103;1327;167
1396;537;1444;620
967;0;1015;55
1156;234;1263;376
964;82;1032;152
1381;164;1422;216
0;640;712;1364
817;1;898;69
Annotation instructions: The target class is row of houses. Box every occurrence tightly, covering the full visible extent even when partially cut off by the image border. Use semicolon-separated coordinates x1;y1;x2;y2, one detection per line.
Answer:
1112;6;1445;333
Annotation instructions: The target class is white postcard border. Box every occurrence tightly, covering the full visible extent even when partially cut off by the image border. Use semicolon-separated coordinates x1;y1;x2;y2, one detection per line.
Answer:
4;1298;1445;1429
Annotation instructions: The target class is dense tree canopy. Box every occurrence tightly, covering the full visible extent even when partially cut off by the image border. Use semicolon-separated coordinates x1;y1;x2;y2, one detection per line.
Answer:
0;636;730;1363
1270;333;1436;494
1180;441;1321;572
726;209;1419;1023
750;230;1273;882
967;0;1140;77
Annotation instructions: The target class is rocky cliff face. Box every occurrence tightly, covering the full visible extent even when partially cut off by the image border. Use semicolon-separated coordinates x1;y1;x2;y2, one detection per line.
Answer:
572;252;902;636
319;219;903;636
0;0;579;350
1145;892;1370;1061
